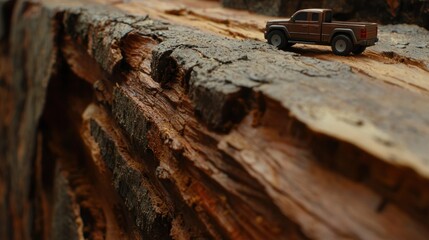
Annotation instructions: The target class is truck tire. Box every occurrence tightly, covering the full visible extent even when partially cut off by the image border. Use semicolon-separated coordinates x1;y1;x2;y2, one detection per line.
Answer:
267;30;287;49
331;35;353;56
352;46;366;55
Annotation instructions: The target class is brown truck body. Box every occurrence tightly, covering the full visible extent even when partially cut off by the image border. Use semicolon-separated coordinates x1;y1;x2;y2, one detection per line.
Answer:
265;9;379;55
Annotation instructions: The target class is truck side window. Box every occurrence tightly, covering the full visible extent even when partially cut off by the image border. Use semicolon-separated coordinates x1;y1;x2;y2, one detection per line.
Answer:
294;12;307;21
324;11;332;23
311;13;319;22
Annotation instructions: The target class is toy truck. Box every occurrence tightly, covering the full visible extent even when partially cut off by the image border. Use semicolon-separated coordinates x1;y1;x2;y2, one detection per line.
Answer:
264;9;378;55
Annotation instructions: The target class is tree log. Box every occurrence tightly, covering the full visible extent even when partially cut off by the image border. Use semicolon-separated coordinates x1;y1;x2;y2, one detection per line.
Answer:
1;0;429;239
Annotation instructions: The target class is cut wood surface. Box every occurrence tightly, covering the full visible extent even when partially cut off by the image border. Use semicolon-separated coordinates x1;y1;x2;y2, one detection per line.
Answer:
1;0;429;239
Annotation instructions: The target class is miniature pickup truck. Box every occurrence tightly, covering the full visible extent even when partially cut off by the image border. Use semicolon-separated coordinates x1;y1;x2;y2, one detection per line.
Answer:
264;9;378;55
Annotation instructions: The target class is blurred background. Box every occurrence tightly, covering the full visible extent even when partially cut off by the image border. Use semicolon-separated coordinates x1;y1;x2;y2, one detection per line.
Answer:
221;0;429;29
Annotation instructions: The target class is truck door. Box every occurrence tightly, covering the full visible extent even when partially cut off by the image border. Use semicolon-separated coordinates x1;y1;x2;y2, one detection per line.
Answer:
308;13;321;42
289;12;308;40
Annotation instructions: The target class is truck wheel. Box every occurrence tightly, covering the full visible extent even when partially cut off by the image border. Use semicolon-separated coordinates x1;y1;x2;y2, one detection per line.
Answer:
331;35;352;56
352;46;366;55
268;30;287;49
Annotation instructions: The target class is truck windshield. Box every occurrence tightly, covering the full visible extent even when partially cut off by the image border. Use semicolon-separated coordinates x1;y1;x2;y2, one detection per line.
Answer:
324;11;332;22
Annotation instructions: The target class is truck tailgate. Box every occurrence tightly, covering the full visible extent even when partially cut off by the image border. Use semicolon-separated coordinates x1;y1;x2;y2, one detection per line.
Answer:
366;24;378;39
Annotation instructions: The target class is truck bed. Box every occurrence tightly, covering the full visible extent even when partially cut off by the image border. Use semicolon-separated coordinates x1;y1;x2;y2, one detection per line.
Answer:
322;21;378;42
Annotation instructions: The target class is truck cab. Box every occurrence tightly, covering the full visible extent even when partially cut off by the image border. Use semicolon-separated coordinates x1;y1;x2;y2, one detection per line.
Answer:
287;9;328;41
265;9;379;55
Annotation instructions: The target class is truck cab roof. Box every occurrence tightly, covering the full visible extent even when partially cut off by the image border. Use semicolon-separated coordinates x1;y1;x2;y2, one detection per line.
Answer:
295;9;332;13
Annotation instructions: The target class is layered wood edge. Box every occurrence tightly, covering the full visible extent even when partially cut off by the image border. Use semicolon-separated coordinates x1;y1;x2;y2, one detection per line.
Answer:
1;0;429;239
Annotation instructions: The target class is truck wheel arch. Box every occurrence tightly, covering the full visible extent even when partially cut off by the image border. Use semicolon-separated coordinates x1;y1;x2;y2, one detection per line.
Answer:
330;29;357;44
267;25;291;39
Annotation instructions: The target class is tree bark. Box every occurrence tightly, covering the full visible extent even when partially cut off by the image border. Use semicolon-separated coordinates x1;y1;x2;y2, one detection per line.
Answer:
1;0;429;239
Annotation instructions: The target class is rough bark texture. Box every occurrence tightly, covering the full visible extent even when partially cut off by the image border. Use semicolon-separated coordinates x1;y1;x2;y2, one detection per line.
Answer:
1;0;429;239
221;0;429;30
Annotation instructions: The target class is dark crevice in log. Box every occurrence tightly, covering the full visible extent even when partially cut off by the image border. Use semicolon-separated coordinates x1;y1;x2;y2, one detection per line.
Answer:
40;54;98;238
0;0;14;49
38;51;144;238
